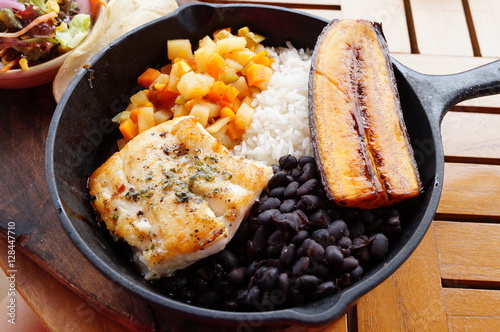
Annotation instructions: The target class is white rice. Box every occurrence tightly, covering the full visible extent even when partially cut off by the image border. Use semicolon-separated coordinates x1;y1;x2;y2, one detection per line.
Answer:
233;43;313;165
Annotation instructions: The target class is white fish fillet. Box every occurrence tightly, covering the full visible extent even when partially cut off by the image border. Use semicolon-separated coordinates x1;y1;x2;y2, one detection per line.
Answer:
89;116;273;279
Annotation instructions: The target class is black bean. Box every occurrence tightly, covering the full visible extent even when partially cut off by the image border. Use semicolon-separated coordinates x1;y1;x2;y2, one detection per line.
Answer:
304;239;325;261
268;229;284;246
292;256;310;276
350;265;364;281
268;171;289;189
216;250;239;271
258;197;281;212
325;245;343;265
283;181;299;198
252;226;270;253
291;230;309;246
352;235;370;250
367;217;385;233
274;212;299;231
337;236;353;256
297;162;318;183
271;164;281;174
279;243;296;268
387;215;401;227
298;156;315;167
268;186;285;199
277;273;289;296
267;242;285;257
261;267;280;291
295;275;320;292
352;246;371;266
312;228;331;248
296;195;321;211
294;209;309;229
296;178;319;196
257;208;279;226
289;168;302;178
280;199;297;213
315;263;331;280
246;240;258;260
246;286;262;307
308;209;331;228
370;233;389;260
279;154;298;170
327;219;348;239
349;221;365;238
228;267;246;286
341;256;359;272
313;281;337;299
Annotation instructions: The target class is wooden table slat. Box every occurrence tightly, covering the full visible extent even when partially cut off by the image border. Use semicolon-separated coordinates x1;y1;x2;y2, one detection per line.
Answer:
437;163;500;220
468;0;500;57
355;226;449;331
340;0;411;53
434;221;500;283
409;0;473;56
441;112;500;163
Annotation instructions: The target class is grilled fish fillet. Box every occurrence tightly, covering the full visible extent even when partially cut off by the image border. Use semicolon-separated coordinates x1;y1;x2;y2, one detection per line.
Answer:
89;116;273;279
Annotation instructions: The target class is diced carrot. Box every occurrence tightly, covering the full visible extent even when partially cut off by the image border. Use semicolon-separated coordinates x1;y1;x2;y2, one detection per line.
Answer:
220;107;236;121
206;81;227;103
205;53;226;78
137;68;161;88
160;63;172;74
156;89;178;102
226;122;245;140
221;85;240;107
251;50;273;67
246;63;267;87
119;118;138;141
129;108;140;123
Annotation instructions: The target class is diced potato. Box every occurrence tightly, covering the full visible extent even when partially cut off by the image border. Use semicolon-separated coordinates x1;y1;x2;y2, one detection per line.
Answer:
216;36;247;54
194;45;216;74
199;35;218;50
172;104;190;117
130;90;150;105
177;72;215;100
234;102;254;130
212;130;234;149
120;110;131;122
206;117;231;134
189;102;210;127
237;26;250;37
154;109;173;124
167;39;193;60
213;28;233;40
224;58;244;72
231;76;249;97
150;73;170;90
167;60;192;92
137;107;155;133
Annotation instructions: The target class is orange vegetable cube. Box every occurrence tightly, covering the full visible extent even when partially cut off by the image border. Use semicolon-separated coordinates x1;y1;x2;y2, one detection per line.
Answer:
226;122;245;140
137;68;161;88
251;50;273;67
206;81;228;103
220;107;236;121
205;53;226;78
221;85;240;107
246;63;267;87
129;108;140;123
119;118;138;141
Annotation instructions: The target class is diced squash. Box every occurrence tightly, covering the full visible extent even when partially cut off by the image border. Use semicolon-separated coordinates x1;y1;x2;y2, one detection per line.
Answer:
221;85;240;107
137;68;161;88
205;53;226;78
137;107;155;133
206;81;228;103
234;102;254;130
216;36;247;54
225;49;255;67
220;107;236;121
129;108;140;123
119;118;138;141
237;26;250;37
251;50;273;67
246;63;272;89
177;71;215;100
226;122;245;140
206;116;231;134
167;39;193;60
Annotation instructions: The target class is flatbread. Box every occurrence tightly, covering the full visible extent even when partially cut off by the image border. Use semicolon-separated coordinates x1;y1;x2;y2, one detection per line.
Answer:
53;0;177;102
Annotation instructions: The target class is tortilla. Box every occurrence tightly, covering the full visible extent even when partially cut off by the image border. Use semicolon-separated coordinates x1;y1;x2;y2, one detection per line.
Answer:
53;0;177;102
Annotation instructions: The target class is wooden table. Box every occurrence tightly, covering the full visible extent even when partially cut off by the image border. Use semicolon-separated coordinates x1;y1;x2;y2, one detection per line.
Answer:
1;0;499;331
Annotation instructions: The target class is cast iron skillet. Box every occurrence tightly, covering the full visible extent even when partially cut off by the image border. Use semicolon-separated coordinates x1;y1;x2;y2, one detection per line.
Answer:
45;2;500;326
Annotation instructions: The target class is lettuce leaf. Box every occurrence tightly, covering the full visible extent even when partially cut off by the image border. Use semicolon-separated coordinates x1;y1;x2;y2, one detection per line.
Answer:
55;13;91;50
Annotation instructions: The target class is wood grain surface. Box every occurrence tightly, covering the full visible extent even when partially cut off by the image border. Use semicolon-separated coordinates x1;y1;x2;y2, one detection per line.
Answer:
1;0;499;331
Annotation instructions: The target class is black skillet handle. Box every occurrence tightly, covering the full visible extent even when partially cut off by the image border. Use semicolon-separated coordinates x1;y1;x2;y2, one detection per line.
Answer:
393;59;500;126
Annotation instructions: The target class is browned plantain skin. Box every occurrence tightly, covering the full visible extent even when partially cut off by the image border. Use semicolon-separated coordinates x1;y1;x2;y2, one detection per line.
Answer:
309;19;422;209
